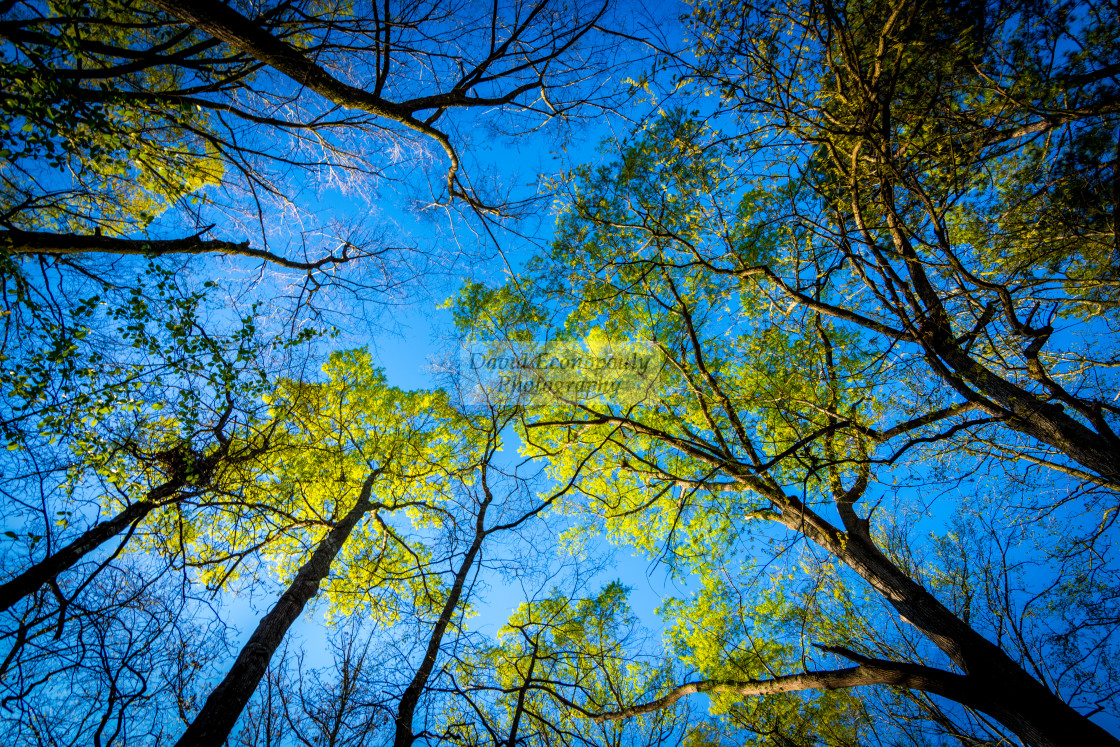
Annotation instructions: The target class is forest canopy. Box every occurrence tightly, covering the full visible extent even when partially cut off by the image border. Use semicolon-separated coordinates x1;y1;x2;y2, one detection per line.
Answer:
1;0;1119;746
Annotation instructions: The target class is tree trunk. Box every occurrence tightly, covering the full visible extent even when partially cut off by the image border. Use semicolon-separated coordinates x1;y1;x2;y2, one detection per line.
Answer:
392;487;492;747
0;479;181;612
896;227;1120;489
173;473;378;747
834;528;1119;747
926;324;1120;486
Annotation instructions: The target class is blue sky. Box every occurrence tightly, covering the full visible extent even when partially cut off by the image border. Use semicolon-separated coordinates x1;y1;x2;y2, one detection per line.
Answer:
4;1;1118;742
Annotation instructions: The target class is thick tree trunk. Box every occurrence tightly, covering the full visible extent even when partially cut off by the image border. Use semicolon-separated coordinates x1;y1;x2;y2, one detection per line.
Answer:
0;479;181;612
835;529;1119;747
173;473;378;747
611;425;1115;746
727;472;1118;747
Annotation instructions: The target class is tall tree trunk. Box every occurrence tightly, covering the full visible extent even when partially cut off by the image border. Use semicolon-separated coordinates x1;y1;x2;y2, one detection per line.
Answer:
392;486;493;747
174;472;378;747
822;519;1119;747
0;479;181;612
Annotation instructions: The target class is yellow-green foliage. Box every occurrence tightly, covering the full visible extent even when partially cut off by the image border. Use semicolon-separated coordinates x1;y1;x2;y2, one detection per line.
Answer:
662;567;868;746
149;349;481;624
0;0;225;233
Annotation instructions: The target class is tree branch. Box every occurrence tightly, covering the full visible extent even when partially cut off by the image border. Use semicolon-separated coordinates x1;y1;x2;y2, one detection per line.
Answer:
147;0;504;210
591;655;976;722
1;229;353;273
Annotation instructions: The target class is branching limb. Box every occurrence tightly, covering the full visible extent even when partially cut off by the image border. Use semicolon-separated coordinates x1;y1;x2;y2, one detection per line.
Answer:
590;651;977;722
0;229;368;273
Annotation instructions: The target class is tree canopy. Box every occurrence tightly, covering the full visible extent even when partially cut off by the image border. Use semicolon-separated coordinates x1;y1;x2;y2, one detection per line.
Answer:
2;0;1119;746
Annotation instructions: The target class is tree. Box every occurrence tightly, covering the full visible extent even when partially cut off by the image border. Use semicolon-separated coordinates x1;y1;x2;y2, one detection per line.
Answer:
0;3;653;744
0;259;310;609
164;349;463;746
170;357;638;747
678;0;1120;492
444;581;688;747
0;258;342;747
384;397;623;747
456;0;1120;741
453;99;1120;745
1;0;633;298
0;551;231;746
12;0;1120;745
